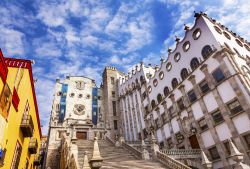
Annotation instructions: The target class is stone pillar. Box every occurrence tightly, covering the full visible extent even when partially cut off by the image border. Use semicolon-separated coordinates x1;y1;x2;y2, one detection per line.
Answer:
89;137;103;169
82;151;91;169
201;150;212;169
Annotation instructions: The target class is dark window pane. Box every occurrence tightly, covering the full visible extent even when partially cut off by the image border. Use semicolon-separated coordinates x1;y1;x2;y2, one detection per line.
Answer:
209;146;220;160
177;98;185;111
212;68;225;83
227;100;243;115
202;45;213;59
190;58;199;70
212;111;224;124
112;101;116;116
114;120;118;130
199;80;210;94
188;90;197;103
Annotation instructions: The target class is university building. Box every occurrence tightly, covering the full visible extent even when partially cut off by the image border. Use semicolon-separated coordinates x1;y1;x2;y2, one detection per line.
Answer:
46;12;250;169
0;50;43;169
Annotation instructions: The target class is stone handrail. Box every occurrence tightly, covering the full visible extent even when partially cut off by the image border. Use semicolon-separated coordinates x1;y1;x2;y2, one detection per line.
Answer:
122;142;142;159
156;151;192;169
160;149;201;159
106;135;116;145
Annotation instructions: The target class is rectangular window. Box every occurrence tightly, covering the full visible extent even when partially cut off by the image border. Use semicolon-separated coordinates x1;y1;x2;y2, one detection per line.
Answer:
112;101;117;116
114;120;118;130
208;146;220;160
212;110;224;124
111;77;115;84
177;98;185;111
155;118;159;129
188;90;197;103
244;134;250;149
167;138;173;148
227;99;243;116
11;141;22;169
212;68;225;83
112;91;115;98
142;92;147;100
161;113;167;124
198;118;208;131
168;106;174;118
199;80;210;94
223;141;230;156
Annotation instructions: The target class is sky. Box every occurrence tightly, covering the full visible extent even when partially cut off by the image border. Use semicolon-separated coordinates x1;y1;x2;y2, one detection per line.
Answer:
1;0;250;135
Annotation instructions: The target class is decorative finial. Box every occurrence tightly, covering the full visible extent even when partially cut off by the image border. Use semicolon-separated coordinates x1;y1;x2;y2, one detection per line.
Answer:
184;24;189;31
175;35;180;43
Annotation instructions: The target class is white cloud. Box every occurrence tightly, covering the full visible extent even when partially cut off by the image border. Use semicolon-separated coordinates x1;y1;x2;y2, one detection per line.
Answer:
0;26;25;56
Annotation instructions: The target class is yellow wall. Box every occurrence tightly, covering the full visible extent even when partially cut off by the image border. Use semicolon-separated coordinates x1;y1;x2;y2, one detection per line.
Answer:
0;67;41;169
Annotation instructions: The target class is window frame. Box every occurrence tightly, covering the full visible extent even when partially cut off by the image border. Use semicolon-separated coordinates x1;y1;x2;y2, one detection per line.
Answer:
212;68;225;83
227;99;244;116
211;110;224;125
188;89;197;103
199;80;210;94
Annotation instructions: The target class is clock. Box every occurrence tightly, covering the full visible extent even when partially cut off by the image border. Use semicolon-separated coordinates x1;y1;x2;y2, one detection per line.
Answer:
73;104;85;115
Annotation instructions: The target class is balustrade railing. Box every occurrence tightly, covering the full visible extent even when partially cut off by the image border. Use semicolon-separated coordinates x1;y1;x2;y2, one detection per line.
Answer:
160;149;201;159
156;151;192;169
122;142;142;159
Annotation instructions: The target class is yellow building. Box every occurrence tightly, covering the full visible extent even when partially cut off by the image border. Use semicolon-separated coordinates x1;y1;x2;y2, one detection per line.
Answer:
0;49;42;169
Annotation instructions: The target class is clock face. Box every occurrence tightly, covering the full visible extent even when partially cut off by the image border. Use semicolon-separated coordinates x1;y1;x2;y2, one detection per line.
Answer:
73;104;85;115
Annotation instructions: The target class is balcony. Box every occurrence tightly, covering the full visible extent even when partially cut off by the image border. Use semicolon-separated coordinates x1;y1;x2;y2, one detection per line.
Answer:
28;138;38;154
20;114;34;137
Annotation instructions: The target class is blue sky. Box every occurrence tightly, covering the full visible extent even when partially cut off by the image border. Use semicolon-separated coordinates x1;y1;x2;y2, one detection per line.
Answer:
1;0;249;135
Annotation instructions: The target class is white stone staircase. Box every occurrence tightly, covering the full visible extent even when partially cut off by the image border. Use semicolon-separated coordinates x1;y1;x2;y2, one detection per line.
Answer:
76;140;94;168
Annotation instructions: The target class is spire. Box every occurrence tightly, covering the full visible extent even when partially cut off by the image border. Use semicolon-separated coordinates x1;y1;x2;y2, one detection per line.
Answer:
229;139;244;163
82;151;91;169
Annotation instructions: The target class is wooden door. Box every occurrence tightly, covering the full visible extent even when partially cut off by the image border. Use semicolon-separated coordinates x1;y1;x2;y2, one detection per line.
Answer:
76;132;87;140
189;135;200;149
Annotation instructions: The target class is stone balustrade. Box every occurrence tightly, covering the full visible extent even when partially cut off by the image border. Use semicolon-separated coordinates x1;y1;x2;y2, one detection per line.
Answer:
122;142;142;159
160;149;202;159
156;151;192;169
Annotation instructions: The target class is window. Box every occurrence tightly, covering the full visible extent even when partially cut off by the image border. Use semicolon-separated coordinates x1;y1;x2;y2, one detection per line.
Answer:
188;90;197;103
11;141;22;169
227;99;243;116
190;57;199;70
148;86;152;93
180;68;189;80
223;31;231;40
164;87;169;97
214;26;222;34
244;134;250;149
142;92;147;100
199;80;210;94
112;101;116;116
223;141;230;156
199;118;208;131
177;98;185;111
209;146;220;160
212;68;225;83
159;71;164;79
153;79;158;87
172;78;178;89
202;45;213;59
114;120;118;130
161;113;167;124
155;118;159;129
151;100;156;109
244;44;250;52
98;96;101;100
174;52;181;62
193;28;201;40
157;94;163;103
167;138;173;148
235;39;243;47
78;94;83;98
111;77;115;84
212;110;224;124
168;106;174;118
69;93;75;97
112;91;115;98
183;41;190;52
166;62;172;71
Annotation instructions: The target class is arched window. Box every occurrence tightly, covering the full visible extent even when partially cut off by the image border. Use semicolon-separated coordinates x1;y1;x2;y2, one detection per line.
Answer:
190;57;199;70
202;45;213;59
181;68;189;80
157;94;163;103
151;100;156;109
140;76;144;84
172;78;178;89
164;87;169;96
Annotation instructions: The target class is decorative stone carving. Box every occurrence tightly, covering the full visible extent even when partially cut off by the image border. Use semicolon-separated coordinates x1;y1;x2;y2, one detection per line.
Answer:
73;104;85;115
